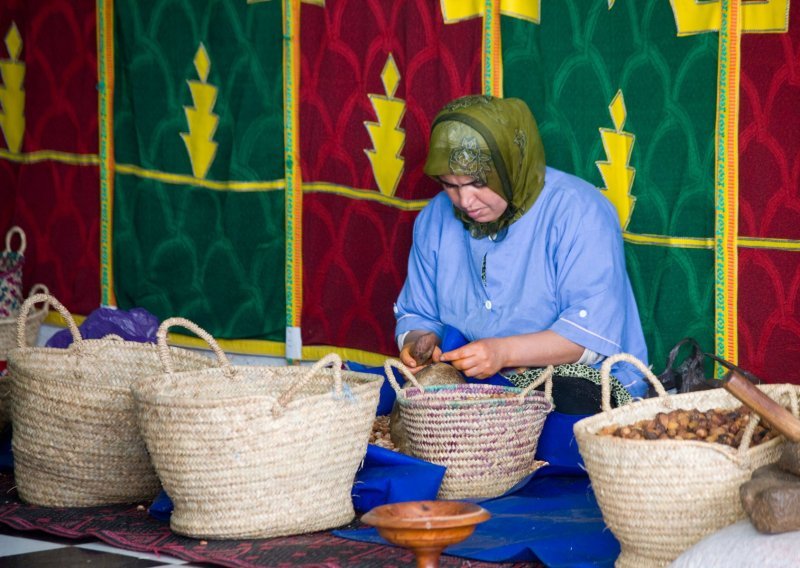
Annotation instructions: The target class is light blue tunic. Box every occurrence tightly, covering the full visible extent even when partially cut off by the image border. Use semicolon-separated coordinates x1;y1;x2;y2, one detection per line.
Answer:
394;167;649;397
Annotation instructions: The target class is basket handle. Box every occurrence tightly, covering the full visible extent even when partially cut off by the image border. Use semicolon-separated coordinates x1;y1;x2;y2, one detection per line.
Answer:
4;225;26;255
273;353;344;416
156;317;230;374
383;358;424;396
736;385;800;457
520;365;554;403
599;353;666;413
16;292;80;349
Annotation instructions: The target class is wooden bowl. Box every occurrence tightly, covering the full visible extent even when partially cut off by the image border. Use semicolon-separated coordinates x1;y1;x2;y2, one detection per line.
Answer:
361;500;491;568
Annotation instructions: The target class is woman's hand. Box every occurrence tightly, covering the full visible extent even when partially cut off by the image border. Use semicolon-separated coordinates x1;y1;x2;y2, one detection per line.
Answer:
440;338;508;379
441;331;585;377
399;331;442;373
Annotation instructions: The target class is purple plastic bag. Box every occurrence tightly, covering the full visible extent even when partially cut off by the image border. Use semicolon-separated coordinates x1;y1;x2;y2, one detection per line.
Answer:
46;306;160;348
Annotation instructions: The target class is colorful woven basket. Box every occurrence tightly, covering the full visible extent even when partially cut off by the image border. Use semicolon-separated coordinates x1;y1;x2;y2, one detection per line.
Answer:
7;294;214;507
574;353;797;567
132;317;383;539
384;359;553;499
0;226;26;319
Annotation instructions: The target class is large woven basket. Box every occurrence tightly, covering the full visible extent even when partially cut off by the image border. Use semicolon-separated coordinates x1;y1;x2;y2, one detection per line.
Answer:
131;317;383;540
7;294;214;507
384;359;553;499
574;353;796;568
0;284;49;428
0;226;25;318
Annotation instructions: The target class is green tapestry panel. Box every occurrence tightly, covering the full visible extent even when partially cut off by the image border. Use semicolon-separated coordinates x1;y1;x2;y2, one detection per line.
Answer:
114;175;285;340
626;245;714;373
113;0;283;181
112;0;285;339
502;0;717;368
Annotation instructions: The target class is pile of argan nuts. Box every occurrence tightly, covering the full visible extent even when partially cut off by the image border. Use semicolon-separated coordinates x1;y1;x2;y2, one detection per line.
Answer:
369;416;397;451
597;405;777;448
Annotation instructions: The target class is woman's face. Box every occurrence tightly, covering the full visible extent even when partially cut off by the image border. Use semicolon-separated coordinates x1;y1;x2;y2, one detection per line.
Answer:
439;174;509;223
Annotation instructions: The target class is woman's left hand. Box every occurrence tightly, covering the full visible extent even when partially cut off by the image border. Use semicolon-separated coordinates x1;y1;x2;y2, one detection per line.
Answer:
439;338;507;379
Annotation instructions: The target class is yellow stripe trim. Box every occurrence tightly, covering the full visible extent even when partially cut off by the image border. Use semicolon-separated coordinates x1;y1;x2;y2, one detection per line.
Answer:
44;311;87;328
115;162;284;191
304;181;430;210
624;233;800;252
44;312;390;365
623;232;714;249
738;236;800;251
0;149;100;165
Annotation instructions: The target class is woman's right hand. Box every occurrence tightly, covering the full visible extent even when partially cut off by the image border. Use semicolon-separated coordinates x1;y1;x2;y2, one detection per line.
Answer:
399;331;442;373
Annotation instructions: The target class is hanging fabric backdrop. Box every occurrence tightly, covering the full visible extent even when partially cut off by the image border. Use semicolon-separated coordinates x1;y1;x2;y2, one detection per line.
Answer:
0;0;798;383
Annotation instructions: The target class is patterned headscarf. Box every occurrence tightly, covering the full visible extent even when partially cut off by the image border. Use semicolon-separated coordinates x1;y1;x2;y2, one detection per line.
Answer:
424;95;546;238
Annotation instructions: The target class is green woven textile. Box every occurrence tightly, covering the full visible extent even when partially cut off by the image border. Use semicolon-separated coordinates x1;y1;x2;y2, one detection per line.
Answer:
502;1;717;368
112;0;285;340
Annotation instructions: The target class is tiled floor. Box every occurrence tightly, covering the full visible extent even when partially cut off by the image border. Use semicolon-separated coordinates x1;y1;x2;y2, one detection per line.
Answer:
0;524;198;567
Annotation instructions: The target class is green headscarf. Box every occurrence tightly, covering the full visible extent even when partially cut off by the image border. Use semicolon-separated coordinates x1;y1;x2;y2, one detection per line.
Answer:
424;95;546;238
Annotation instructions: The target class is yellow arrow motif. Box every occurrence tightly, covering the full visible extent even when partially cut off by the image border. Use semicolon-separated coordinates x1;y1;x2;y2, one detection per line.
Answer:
670;0;789;35
441;0;540;24
0;22;25;154
364;54;405;197
596;90;636;229
180;43;219;180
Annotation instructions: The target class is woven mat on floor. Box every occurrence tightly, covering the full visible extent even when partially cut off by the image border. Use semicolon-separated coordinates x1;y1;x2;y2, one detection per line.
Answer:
0;472;536;568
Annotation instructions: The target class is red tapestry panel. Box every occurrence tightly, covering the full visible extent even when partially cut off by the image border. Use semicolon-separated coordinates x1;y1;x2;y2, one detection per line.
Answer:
299;0;482;354
738;6;800;383
0;0;99;313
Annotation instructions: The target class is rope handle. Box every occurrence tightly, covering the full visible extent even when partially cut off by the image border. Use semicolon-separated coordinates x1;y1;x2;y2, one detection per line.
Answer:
600;353;667;413
16;291;80;349
156;317;230;374
383;358;424;396
521;365;554;403
14;284;49;346
736;385;800;457
383;358;554;403
4;225;26;255
273;353;344;417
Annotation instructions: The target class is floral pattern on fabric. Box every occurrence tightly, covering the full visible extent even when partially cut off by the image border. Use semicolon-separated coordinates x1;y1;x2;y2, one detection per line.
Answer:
506;363;633;408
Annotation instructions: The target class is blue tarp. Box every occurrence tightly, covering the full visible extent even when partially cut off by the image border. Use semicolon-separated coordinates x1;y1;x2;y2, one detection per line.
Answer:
335;465;620;568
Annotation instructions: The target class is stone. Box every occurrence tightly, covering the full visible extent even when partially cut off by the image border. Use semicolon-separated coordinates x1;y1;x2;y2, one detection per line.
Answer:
777;441;800;477
740;464;800;534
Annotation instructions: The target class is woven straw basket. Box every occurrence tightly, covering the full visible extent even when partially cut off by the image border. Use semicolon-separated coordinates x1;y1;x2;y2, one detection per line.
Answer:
574;353;797;568
131;317;382;540
384;359;553;499
7;294;214;507
0;284;50;428
0;226;26;318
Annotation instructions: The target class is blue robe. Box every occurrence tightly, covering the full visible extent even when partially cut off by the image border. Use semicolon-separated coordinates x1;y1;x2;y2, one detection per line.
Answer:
394;167;649;397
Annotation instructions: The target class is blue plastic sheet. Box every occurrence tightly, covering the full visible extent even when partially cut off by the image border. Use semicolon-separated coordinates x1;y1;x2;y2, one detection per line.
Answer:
0;426;11;471
47;306;159;347
335;465;620;568
534;411;589;471
352;444;446;514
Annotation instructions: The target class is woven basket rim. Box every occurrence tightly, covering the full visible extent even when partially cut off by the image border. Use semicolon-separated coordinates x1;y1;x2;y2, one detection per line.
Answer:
9;337;204;355
573;383;798;460
132;366;382;402
398;383;552;409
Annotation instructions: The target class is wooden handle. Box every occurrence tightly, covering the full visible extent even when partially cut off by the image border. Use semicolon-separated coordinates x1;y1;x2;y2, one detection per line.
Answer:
723;371;800;442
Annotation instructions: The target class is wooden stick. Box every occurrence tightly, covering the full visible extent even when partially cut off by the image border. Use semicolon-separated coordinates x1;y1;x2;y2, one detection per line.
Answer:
723;371;800;443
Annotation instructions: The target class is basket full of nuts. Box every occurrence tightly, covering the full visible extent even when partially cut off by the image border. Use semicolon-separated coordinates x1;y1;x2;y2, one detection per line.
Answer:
574;353;799;568
383;359;553;500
